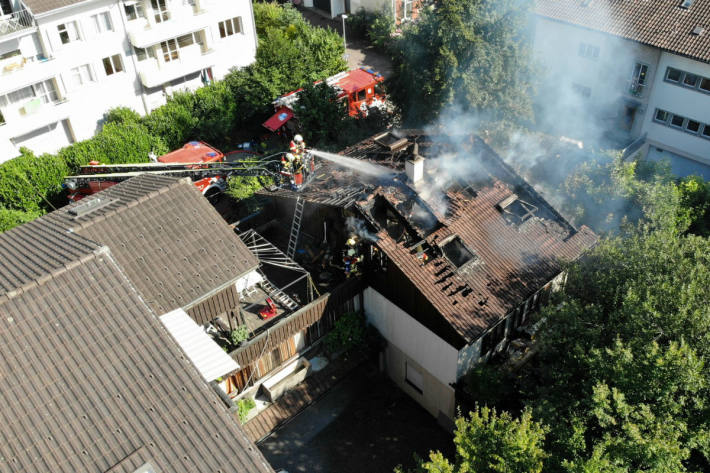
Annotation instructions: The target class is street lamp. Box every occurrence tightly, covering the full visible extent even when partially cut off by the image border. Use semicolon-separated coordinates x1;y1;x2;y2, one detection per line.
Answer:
341;14;348;52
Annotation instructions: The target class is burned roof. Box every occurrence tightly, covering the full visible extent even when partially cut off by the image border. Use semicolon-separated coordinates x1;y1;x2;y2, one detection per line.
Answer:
0;184;272;472
536;0;710;63
260;131;597;345
42;174;259;314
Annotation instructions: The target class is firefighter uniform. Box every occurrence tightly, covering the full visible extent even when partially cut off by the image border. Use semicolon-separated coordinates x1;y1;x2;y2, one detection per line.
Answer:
290;134;306;157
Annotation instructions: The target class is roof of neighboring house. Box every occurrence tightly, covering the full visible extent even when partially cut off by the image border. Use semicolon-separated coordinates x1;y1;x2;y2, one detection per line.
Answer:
535;0;710;63
23;0;86;15
41;174;259;315
0;181;273;473
259;131;597;345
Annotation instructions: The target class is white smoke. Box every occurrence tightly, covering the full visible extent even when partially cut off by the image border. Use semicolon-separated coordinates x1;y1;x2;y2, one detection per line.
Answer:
345;216;379;242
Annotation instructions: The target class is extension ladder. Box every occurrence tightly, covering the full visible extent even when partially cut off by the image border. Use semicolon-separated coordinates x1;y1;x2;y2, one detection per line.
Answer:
286;196;304;259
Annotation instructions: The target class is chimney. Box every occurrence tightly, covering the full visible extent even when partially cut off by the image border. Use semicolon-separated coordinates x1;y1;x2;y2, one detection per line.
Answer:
405;142;424;184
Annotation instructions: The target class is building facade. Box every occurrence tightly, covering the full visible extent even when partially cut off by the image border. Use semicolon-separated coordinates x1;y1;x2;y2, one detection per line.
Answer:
0;0;256;160
535;0;710;178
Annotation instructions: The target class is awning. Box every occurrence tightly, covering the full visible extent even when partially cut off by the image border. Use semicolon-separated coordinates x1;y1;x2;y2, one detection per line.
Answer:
262;106;294;131
160;309;240;382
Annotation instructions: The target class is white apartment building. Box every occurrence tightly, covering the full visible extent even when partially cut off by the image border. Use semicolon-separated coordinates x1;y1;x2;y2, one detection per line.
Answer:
0;0;257;160
535;0;710;179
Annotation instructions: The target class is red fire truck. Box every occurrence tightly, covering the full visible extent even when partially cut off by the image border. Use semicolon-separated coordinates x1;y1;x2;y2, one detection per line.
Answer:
262;68;386;134
64;142;282;202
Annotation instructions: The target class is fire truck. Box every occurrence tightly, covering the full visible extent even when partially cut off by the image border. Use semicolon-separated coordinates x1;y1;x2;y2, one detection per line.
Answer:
262;68;386;134
63;141;292;202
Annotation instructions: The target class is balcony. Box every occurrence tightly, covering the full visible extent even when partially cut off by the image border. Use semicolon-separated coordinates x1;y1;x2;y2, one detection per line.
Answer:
137;46;215;88
126;4;211;48
0;96;69;137
628;79;646;98
0;8;36;39
0;55;54;95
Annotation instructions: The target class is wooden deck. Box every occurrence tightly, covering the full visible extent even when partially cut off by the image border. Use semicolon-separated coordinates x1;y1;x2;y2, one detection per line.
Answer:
242;351;370;443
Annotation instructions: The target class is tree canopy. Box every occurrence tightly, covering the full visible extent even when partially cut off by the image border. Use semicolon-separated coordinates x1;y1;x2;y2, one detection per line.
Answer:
388;0;535;126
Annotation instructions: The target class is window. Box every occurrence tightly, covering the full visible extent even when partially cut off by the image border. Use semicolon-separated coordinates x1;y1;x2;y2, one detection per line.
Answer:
57;21;80;44
0;49;20;61
702;125;710;139
151;0;170;23
403;0;414;19
2;80;59;110
356;89;366;101
700;78;710;93
572;83;591;98
404;362;423;394
666;67;682;82
218;17;242;38
91;11;113;33
440;236;476;269
160;39;179;62
654;109;669;123
578;42;599;59
102;54;123;75
69;64;94;88
124;2;144;21
670;114;685;128
177;33;194;48
686;119;701;134
629;62;648;96
683;72;700;88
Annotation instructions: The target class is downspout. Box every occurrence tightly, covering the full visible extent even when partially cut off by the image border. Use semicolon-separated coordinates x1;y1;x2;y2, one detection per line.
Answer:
117;0;150;115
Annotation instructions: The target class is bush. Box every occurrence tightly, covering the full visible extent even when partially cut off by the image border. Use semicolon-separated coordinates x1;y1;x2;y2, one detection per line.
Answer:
0;207;41;232
237;397;256;424
93;121;168;164
104;106;142;125
230;325;250;346
323;311;366;355
0;148;69;213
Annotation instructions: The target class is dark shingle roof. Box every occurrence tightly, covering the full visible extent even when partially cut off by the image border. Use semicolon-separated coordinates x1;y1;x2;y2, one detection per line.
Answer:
23;0;86;15
42;174;259;314
536;0;710;63
0;252;273;473
0;175;273;473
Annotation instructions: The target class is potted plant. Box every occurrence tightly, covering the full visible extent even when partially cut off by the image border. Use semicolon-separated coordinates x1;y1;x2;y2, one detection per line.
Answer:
230;325;250;348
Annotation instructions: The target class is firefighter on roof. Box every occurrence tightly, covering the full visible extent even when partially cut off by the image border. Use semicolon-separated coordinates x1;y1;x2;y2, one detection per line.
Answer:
281;153;295;185
343;236;361;277
293;152;305;188
290;134;306;156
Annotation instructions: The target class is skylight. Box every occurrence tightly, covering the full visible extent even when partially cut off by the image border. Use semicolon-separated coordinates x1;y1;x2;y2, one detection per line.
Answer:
440;236;476;269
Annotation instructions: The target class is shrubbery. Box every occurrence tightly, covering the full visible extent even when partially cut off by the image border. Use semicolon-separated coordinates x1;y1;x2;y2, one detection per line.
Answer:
323;311;367;355
237;397;256;424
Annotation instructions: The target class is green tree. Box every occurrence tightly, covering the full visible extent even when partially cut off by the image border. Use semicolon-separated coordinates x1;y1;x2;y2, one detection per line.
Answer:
405;407;548;473
92;121;168;164
0;207;41;232
104;106;142;125
389;0;535;126
0;148;69;213
293;82;348;148
142;92;198;150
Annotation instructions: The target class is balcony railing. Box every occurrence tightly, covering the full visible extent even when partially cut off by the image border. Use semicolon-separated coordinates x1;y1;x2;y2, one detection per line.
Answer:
628;79;646;98
137;46;215;88
0;8;35;37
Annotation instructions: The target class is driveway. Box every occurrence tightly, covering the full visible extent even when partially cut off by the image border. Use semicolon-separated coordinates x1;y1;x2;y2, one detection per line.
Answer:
297;7;393;77
258;363;453;473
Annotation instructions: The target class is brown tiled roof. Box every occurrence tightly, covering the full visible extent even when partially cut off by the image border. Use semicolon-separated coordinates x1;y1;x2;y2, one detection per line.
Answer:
0;213;273;471
367;183;597;343
536;0;710;63
23;0;86;15
42;174;259;315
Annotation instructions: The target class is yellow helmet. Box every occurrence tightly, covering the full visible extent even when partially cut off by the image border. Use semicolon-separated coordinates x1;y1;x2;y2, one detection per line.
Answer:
346;238;356;246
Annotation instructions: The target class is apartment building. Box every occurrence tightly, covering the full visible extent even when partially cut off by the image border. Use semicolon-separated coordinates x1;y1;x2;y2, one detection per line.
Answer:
535;0;710;178
0;0;256;160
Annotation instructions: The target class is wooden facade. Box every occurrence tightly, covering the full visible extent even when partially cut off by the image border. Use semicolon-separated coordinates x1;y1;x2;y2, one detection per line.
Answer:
186;283;240;328
226;277;364;395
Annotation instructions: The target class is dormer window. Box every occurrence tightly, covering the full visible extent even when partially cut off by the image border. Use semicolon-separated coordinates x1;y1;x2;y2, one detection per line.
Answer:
496;194;538;224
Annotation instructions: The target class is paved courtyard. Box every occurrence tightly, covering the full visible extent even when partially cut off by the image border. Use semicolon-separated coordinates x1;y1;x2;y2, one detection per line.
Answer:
258;363;454;473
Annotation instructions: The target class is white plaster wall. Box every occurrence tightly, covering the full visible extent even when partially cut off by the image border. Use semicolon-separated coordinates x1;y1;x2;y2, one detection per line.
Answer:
363;287;458;386
349;0;388;13
640;52;710;167
533;16;661;140
0;0;256;161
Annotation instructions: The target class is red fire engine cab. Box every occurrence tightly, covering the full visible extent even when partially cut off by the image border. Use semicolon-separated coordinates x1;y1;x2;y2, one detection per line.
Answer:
65;141;226;202
263;68;386;133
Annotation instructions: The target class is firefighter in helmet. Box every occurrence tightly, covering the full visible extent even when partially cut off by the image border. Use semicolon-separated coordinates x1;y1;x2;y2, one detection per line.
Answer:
280;153;295;185
293;152;305;188
290;134;306;157
343;235;360;277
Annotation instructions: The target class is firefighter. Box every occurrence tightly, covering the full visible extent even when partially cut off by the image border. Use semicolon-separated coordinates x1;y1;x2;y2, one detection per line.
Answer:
280;153;295;185
293;152;304;188
342;236;360;277
290;134;306;157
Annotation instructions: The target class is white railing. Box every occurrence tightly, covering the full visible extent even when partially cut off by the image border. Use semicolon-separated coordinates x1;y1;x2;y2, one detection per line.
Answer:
0;8;35;37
